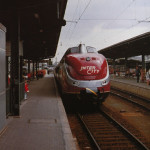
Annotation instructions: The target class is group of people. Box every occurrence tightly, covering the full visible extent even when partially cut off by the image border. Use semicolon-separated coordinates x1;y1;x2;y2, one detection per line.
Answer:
136;66;150;85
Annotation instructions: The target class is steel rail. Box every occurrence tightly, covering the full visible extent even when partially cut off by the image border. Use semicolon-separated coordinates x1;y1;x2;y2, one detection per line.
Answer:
77;110;149;150
101;110;149;150
110;88;150;112
77;113;101;150
111;87;150;103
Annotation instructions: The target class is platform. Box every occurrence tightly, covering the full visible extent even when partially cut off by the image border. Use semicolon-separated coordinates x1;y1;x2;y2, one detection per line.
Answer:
0;74;76;150
110;76;150;100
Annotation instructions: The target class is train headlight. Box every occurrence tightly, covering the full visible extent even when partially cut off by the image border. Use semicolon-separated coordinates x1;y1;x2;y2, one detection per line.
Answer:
102;80;107;86
72;81;80;86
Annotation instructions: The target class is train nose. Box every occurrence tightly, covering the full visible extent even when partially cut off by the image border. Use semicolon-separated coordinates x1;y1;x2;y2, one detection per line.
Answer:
66;54;108;80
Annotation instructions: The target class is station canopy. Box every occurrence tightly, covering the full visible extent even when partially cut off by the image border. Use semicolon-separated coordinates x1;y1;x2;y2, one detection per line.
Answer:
99;32;150;59
0;0;67;60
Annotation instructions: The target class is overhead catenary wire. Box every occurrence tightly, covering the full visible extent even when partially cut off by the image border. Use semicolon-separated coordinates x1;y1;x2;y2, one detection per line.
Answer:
86;0;139;48
97;0;150;50
83;0;136;44
104;0;136;29
57;0;92;61
98;14;150;51
56;0;80;61
66;0;137;48
59;0;150;60
78;0;92;21
79;18;137;21
109;0;150;42
64;0;80;41
110;15;150;41
66;0;136;47
66;0;92;48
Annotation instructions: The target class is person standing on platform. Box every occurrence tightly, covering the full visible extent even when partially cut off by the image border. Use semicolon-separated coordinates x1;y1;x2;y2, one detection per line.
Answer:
146;69;150;85
24;80;29;100
113;69;116;79
135;66;141;83
27;73;31;83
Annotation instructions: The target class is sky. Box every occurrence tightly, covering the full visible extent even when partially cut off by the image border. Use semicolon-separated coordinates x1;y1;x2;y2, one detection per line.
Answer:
52;0;150;63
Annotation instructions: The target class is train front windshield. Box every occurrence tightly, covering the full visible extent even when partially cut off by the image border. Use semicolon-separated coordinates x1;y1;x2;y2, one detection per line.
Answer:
86;46;97;53
67;44;97;55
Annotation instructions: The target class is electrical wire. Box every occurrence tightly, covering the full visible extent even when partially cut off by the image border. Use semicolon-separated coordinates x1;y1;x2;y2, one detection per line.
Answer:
79;18;137;21
78;0;92;21
86;0;137;46
100;15;150;49
104;0;136;29
66;0;92;48
62;0;150;56
66;0;133;47
64;0;80;41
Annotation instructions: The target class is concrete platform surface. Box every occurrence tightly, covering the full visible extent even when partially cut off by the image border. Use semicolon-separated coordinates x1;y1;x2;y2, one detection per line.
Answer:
0;74;76;150
111;76;150;100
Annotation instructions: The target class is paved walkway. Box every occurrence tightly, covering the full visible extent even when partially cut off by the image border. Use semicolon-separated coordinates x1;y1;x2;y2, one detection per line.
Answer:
0;74;76;150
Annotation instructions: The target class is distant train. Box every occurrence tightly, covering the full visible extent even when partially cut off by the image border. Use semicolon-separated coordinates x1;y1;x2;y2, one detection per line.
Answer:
54;44;110;104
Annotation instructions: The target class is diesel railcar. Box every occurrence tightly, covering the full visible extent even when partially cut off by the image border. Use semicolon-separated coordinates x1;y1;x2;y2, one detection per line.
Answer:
54;44;110;103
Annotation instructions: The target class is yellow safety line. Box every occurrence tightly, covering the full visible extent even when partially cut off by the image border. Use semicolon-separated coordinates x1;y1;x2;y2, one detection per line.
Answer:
86;88;98;96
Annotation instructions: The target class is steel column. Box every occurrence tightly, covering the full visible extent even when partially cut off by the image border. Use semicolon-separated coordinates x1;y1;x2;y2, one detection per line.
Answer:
125;57;128;72
49;58;52;65
113;59;116;70
20;56;23;82
28;59;30;73
6;56;11;116
35;61;38;80
6;56;8;87
33;61;35;79
37;62;39;71
142;54;145;70
10;9;20;116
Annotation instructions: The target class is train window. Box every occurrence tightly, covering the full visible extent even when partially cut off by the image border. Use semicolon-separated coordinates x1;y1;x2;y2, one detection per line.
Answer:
64;47;80;55
70;47;80;53
86;46;97;53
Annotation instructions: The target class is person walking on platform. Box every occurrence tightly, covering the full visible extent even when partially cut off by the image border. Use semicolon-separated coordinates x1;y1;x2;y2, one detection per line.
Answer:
24;80;29;100
135;66;141;83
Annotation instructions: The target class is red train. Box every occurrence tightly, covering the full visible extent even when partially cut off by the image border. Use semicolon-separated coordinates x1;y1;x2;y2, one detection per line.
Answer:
54;44;110;103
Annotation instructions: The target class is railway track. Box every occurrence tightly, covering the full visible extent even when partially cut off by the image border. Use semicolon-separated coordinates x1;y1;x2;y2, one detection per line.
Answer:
76;110;149;150
64;91;150;149
67;114;95;150
110;87;150;111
